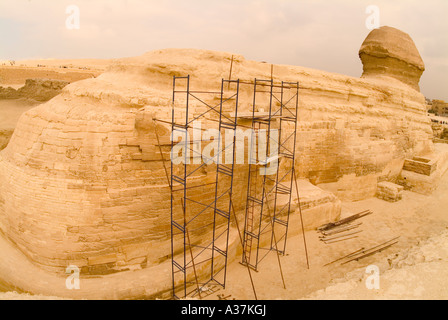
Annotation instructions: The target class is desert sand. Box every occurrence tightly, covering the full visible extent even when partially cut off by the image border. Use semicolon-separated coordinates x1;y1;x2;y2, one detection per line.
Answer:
0;58;109;86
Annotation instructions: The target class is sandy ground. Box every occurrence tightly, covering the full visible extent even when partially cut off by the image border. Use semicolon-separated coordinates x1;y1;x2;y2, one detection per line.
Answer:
204;156;448;301
0;292;69;300
0;99;41;150
0;58;109;87
1;58;111;70
1;156;447;300
305;229;448;300
0;99;41;130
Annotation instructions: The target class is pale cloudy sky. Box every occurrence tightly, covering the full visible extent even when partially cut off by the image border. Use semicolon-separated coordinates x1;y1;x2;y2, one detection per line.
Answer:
0;0;447;100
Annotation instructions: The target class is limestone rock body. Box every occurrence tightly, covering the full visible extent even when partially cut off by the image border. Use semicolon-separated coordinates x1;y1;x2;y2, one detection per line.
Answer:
0;130;13;150
0;27;436;299
376;181;404;202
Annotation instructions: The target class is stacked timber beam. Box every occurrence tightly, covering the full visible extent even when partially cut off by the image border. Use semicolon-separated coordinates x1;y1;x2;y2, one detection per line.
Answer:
324;237;400;266
317;210;372;244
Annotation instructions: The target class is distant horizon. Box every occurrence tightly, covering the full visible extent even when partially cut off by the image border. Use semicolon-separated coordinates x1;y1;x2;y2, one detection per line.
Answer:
1;48;447;102
0;0;447;101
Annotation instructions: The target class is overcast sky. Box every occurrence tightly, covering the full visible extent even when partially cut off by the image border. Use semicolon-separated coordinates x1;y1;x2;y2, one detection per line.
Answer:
0;0;447;100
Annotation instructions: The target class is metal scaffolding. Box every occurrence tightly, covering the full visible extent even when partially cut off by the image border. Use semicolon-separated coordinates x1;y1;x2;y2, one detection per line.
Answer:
241;79;299;271
170;76;240;299
169;75;302;299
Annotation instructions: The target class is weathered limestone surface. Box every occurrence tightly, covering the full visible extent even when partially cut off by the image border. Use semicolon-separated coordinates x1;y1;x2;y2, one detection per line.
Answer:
0;26;439;298
403;157;437;176
0;79;69;101
293;180;342;230
0;130;13;151
376;181;404;202
359;26;425;91
398;144;448;195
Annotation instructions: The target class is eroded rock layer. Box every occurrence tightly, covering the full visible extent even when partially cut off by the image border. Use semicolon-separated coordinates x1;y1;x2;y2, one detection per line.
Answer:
0;79;70;101
359;26;425;91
